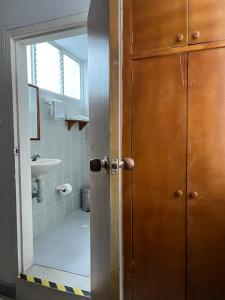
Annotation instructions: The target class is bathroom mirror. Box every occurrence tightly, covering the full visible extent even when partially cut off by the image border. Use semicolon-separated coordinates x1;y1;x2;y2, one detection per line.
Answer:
29;84;40;140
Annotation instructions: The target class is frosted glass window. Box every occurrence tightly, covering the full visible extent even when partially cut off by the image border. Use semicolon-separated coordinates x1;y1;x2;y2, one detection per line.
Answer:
64;55;81;99
26;42;83;100
26;45;32;84
36;43;61;94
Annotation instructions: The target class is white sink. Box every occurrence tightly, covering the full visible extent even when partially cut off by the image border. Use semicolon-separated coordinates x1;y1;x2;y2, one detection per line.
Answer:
31;159;61;178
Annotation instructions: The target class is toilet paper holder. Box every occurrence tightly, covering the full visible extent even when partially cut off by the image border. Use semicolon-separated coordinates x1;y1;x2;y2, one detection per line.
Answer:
58;187;66;192
56;183;73;196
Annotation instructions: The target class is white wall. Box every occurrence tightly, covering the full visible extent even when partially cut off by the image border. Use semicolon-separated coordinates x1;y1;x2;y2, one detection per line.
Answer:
0;0;90;284
31;89;89;238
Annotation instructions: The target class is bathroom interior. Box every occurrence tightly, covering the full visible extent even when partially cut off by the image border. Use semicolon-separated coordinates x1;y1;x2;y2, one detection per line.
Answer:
24;32;91;291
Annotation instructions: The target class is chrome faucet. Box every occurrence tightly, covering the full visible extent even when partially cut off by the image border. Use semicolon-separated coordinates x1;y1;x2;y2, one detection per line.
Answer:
31;153;40;161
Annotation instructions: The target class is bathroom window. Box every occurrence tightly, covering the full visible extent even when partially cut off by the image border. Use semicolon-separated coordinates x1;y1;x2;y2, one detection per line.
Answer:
27;42;82;100
26;45;33;84
63;54;81;99
36;43;62;94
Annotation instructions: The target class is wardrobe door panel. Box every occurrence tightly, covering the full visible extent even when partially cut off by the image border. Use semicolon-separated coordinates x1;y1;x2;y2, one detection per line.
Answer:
132;54;187;300
130;0;188;54
188;48;225;299
189;0;225;44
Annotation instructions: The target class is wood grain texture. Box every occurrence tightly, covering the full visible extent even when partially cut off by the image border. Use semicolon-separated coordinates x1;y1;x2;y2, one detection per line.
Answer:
129;0;187;54
130;39;225;60
123;0;133;298
187;47;225;300
189;0;225;44
131;54;187;300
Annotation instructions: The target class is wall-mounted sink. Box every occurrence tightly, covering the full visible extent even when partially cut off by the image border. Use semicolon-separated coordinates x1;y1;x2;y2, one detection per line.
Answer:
31;159;61;178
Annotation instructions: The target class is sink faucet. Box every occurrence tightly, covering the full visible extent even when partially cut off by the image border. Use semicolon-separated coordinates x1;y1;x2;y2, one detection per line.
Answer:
31;154;40;161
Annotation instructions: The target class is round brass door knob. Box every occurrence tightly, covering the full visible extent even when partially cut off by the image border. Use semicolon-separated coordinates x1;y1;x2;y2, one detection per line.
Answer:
190;192;199;199
120;158;135;171
177;33;184;42
193;31;200;39
175;190;183;197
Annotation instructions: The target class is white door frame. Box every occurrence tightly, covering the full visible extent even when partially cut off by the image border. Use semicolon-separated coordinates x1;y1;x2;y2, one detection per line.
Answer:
6;12;88;275
4;5;122;300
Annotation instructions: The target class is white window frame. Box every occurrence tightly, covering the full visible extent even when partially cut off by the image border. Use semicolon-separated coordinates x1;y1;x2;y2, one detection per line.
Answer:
28;41;84;101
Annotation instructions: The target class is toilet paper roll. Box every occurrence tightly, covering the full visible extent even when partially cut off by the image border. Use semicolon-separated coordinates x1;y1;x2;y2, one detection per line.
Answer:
56;183;72;196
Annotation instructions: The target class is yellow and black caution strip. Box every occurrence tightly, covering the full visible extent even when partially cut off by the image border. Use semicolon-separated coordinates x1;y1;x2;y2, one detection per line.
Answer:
20;273;91;298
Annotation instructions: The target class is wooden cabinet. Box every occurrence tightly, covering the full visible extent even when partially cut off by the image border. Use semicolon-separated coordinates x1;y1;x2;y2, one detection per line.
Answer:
189;0;225;44
128;0;225;53
124;1;225;299
124;47;225;299
131;54;187;300
187;47;225;299
130;0;187;53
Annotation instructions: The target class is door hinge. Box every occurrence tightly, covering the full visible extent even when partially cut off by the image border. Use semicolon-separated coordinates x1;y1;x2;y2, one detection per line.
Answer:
14;147;20;156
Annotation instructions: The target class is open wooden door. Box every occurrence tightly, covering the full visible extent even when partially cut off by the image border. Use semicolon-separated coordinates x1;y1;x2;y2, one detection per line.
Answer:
88;1;121;300
88;0;111;299
14;0;121;299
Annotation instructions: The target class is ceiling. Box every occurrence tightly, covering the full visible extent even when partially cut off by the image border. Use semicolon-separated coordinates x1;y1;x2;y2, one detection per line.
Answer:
54;34;88;62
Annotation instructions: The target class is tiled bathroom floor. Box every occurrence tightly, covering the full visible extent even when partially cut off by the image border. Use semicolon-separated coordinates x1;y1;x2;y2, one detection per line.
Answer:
33;210;90;277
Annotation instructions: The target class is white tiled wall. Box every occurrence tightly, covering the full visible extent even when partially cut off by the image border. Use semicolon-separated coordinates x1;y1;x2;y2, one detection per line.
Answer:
31;90;90;238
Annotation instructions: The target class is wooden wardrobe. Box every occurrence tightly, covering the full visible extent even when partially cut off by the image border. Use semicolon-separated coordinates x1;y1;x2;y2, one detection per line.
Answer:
123;1;225;300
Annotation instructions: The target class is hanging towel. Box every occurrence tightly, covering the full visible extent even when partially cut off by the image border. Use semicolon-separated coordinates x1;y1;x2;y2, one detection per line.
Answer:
67;115;89;121
52;100;65;120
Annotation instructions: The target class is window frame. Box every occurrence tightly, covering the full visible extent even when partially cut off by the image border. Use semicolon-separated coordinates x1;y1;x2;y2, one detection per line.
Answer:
28;41;84;101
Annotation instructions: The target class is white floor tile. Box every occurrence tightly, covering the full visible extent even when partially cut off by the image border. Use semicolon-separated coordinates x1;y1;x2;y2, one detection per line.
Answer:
34;210;90;277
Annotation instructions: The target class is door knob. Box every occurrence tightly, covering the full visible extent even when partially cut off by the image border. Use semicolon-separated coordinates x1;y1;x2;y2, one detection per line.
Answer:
111;157;135;174
190;192;199;199
90;156;109;172
177;33;184;42
119;158;135;171
175;190;183;197
193;31;200;39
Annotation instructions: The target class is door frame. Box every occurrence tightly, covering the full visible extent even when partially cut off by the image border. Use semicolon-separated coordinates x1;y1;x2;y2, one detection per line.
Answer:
7;12;88;276
4;3;122;299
